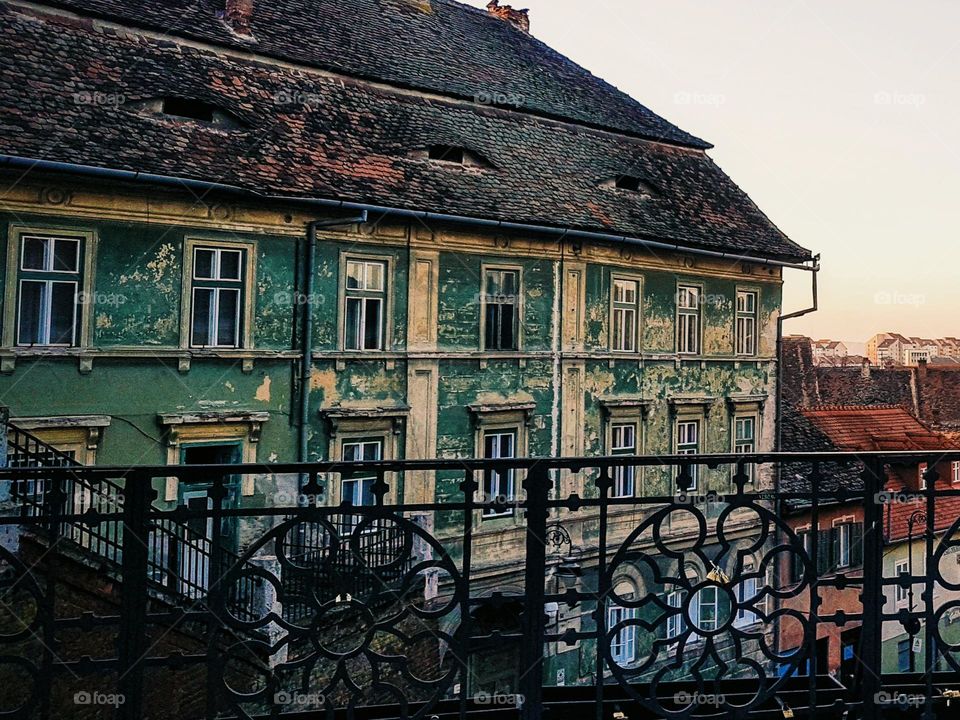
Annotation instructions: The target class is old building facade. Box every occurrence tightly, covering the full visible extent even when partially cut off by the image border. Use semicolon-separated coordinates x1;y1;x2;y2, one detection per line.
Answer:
0;0;814;694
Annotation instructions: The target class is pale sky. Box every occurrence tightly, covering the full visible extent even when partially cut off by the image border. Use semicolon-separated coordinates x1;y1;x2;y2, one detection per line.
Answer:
464;0;960;344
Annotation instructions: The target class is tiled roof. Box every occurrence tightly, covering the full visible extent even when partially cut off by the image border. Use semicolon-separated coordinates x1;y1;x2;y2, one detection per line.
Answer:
801;405;956;452
0;1;813;262
779;403;864;500
35;0;710;148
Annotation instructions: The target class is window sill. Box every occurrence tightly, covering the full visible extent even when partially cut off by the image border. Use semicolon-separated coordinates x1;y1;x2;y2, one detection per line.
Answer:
0;346;299;374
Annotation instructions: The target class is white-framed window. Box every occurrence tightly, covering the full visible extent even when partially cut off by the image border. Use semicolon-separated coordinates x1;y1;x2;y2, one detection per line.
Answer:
611;277;640;352
836;523;851;568
344;259;387;351
676;419;700;491
16;234;83;346
953;461;960;485
190;246;245;348
735;562;759;628
608;604;638;665
340;438;382;507
482;429;516;517
611;422;637;498
734;415;757;483
918;462;928;490
695;586;718;633
676;284;701;355
895;559;910;604
735;290;758;356
666;590;685;639
482;268;520;351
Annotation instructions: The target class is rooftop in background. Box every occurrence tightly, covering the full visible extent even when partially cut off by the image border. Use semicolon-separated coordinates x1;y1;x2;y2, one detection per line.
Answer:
801;405;954;452
0;0;813;263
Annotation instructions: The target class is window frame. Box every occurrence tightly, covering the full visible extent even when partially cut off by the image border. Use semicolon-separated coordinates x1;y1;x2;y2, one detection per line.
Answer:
607;603;638;665
665;590;685;640
339;252;391;352
181;237;256;350
953;461;960;485
836;522;852;568
733;413;758;483
676;283;703;355
4;226;97;350
610;421;638;498
479;264;522;352
735;288;759;356
609;273;642;353
735;561;760;628
695;585;719;633
480;427;519;518
675;416;701;492
895;559;910;605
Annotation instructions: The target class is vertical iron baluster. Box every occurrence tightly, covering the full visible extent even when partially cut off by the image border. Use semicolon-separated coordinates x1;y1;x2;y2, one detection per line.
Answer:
808;461;820;712
594;462;611;720
923;463;936;720
458;468;476;720
118;471;152;720
860;458;885;720
520;463;549;720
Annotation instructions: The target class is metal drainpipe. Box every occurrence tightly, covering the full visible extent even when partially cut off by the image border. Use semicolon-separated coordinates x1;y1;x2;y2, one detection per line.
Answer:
299;216;367;476
775;256;820;452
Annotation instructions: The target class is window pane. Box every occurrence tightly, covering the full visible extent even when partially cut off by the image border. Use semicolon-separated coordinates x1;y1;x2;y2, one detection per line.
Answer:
191;288;214;346
485;271;500;298
345;297;362;350
194;248;216;279
22;237;47;271
365;262;384;292
499;303;516;350
363;298;382;349
53;239;80;272
219;250;242;281
485;304;499;349
499;433;515;459
362;441;382;462
360;478;375;506
17;280;44;344
502;271;517;297
346;261;364;290
342;443;359;462
216;289;240;346
49;282;76;344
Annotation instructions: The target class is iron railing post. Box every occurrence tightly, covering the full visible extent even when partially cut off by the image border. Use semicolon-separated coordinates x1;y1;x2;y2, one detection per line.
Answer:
118;470;152;720
521;463;550;720
859;458;885;720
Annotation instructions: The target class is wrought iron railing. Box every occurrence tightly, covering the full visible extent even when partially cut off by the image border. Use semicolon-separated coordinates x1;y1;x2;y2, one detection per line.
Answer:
4;426;262;620
0;452;958;720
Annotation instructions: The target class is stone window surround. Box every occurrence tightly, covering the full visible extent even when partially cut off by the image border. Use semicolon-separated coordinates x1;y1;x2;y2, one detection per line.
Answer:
159;411;269;500
9;414;110;465
337;250;395;353
3;224;98;350
468;402;534;522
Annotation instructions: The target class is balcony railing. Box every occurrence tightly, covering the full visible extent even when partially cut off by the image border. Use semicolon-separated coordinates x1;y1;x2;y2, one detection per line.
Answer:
0;452;958;719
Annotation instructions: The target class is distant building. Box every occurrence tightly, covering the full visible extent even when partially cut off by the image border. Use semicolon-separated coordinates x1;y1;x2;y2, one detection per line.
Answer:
867;333;960;366
812;339;849;363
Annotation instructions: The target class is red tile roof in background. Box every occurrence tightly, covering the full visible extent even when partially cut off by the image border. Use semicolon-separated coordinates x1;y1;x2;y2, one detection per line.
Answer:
801;405;958;452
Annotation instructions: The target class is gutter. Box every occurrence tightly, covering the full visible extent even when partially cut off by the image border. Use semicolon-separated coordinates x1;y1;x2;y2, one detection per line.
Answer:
0;155;817;271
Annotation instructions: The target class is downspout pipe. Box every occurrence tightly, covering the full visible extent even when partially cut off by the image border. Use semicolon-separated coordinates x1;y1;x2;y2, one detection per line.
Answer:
775;256;820;452
300;216;367;473
0;155;818;272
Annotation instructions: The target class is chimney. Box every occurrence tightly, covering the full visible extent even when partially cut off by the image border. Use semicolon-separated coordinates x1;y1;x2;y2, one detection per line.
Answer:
224;0;254;36
486;0;530;33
